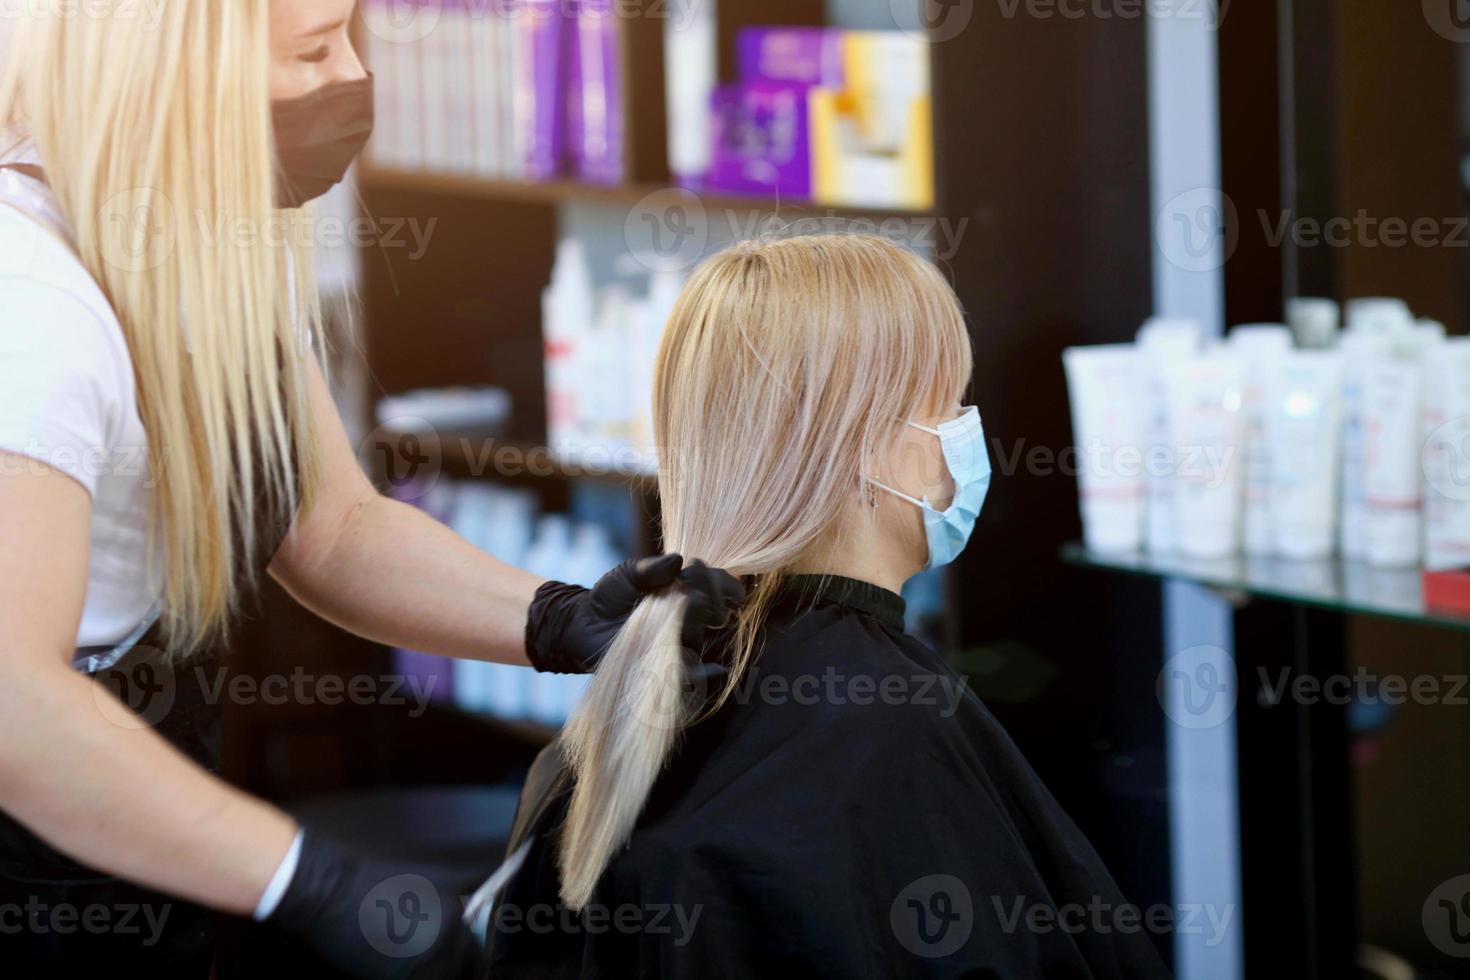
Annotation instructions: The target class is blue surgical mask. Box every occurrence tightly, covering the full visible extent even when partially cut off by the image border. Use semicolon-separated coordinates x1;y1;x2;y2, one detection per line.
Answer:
867;406;991;569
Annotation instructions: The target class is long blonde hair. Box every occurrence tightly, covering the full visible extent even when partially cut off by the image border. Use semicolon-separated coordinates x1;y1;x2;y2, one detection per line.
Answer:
557;234;973;908
0;2;322;654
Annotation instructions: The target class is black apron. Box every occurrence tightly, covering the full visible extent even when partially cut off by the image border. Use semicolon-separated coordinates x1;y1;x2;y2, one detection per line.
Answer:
0;159;295;977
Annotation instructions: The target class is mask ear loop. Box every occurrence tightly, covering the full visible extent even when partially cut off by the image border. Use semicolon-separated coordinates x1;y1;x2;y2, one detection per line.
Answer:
865;476;924;509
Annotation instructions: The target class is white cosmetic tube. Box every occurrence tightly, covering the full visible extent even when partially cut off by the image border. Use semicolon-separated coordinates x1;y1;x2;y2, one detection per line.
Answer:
1137;318;1204;552
1346;297;1413;333
1364;335;1427;567
1228;325;1293;555
1339;331;1375;559
1267;350;1343;559
1423;338;1470;570
1063;345;1146;553
1164;350;1245;560
1285;298;1340;350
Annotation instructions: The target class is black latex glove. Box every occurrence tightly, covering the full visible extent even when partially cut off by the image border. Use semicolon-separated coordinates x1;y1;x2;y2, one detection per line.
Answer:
268;831;479;980
525;555;748;673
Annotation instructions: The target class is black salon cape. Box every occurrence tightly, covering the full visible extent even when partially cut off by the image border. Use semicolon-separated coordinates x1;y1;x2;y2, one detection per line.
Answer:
482;576;1171;979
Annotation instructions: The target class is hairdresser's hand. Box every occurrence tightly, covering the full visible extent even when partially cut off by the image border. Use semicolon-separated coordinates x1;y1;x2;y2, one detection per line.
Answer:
525;555;747;673
268;830;480;980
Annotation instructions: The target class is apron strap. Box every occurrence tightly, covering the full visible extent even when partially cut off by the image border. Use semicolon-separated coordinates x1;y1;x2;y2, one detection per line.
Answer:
0;162;46;183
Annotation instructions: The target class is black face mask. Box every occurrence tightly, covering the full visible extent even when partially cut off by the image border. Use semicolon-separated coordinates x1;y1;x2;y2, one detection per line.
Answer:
272;72;375;209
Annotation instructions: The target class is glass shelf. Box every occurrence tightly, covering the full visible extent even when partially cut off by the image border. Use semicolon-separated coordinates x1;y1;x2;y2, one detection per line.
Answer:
1060;542;1470;635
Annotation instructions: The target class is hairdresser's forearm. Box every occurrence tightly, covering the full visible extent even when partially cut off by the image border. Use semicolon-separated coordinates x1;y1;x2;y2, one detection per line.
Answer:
272;491;544;665
0;659;295;915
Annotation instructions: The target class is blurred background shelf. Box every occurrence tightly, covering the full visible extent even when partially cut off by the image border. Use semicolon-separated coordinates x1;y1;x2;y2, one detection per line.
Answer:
359;165;937;222
1062;542;1470;635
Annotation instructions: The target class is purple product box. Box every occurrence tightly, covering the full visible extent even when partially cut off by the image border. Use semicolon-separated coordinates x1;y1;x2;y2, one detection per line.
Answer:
737;27;845;87
514;0;569;181
706;81;812;199
566;0;625;184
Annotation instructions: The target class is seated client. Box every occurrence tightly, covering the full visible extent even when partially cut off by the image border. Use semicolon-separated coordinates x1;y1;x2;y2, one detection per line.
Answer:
482;234;1172;979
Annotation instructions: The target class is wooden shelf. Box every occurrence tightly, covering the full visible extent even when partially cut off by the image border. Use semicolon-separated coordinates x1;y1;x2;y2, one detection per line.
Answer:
359;165;936;223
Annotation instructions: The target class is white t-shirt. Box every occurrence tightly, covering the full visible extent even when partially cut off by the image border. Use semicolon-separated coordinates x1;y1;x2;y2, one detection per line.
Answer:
0;140;163;649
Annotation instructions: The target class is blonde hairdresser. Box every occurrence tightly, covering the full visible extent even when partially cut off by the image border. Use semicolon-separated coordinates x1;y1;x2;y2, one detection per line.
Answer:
0;2;742;977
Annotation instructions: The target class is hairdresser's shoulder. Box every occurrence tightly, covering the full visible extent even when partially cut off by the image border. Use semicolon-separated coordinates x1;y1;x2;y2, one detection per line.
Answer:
0;208;128;348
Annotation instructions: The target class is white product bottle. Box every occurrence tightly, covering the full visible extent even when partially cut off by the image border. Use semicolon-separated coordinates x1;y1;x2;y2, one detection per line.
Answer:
586;286;634;460
448;484;495;713
1062;344;1147;553
1363;334;1429;567
1228;325;1293;555
1285;297;1339;350
558;524;624;717
1267;351;1343;559
544;240;595;456
1345;297;1412;333
629;269;682;470
482;488;539;720
1163;349;1245;560
1338;331;1375;560
523;515;575;725
664;0;717;185
1423;338;1470;569
1137;318;1205;553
